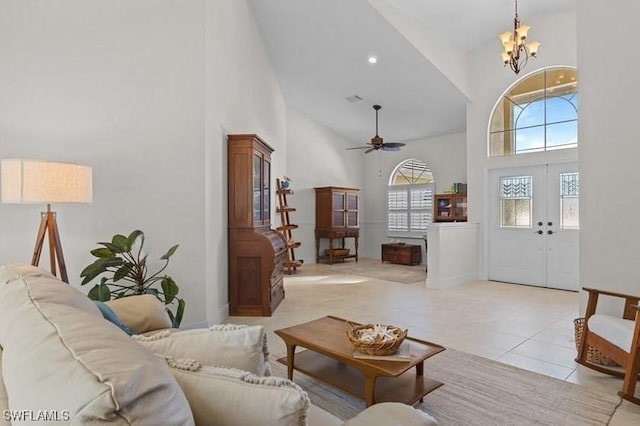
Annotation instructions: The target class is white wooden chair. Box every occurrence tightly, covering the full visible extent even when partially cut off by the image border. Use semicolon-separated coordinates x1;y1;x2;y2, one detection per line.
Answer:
576;287;640;404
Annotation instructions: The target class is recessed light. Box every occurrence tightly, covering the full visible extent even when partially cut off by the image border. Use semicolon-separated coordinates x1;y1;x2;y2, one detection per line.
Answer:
368;56;378;64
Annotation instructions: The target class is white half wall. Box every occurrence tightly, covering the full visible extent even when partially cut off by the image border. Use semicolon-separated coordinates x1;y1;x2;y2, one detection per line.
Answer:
577;0;640;314
361;132;466;260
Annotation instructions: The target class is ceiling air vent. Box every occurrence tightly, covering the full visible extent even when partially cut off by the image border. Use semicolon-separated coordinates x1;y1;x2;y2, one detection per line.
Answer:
346;95;363;103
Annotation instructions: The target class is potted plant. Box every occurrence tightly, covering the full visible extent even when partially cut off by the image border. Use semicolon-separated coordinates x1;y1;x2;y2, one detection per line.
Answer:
80;230;185;327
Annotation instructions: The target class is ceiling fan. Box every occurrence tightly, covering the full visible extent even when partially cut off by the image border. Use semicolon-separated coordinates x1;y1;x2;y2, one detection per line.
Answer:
347;105;406;154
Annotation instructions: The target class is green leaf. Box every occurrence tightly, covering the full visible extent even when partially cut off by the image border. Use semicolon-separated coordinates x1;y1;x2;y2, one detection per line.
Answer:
112;234;130;252
160;244;179;260
161;276;179;304
98;242;125;254
81;257;125;285
91;247;114;258
87;284;111;301
127;230;144;249
113;264;132;282
173;299;185;328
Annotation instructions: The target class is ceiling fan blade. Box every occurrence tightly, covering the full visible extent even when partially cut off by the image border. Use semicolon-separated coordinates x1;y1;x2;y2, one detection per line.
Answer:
346;146;370;150
381;142;405;149
364;147;376;154
381;146;401;152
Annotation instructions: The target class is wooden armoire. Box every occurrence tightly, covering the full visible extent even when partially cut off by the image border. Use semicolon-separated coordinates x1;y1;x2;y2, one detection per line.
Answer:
228;134;286;316
314;186;360;264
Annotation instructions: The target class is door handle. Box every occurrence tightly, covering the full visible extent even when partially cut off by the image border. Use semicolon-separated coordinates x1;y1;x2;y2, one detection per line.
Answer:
548;230;553;235
537;221;543;227
534;230;543;235
547;222;553;226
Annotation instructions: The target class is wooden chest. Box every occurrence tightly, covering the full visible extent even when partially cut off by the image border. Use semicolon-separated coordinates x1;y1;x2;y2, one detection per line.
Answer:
381;243;422;266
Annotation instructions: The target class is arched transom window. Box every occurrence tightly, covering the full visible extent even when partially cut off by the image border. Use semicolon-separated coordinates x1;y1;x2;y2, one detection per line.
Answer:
489;66;578;157
387;159;434;236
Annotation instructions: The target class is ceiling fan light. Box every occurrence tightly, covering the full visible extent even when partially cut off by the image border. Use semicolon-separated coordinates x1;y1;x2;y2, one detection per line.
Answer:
502;41;514;54
500;52;511;65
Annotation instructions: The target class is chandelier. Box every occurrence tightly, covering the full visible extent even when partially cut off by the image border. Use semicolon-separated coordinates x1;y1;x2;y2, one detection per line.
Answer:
499;0;541;75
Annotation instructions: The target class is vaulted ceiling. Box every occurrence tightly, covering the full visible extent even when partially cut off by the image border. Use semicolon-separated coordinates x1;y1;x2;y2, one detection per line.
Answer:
249;0;576;144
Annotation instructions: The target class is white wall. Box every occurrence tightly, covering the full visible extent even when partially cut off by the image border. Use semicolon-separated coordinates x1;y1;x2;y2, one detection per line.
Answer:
577;1;640;313
204;0;287;324
285;107;363;263
466;10;577;279
360;131;466;259
0;0;208;326
0;0;288;327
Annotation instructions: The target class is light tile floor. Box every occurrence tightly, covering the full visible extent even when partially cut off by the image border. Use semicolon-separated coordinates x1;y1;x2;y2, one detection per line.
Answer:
226;260;640;425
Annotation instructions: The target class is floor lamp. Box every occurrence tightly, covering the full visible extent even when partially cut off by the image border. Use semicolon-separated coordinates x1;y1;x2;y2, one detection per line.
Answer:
1;159;93;283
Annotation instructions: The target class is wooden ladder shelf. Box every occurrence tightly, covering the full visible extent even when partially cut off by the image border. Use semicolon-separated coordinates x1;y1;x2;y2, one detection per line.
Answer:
276;178;303;274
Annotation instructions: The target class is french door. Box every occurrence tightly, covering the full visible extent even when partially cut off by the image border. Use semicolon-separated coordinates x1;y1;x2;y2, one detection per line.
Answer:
488;163;579;291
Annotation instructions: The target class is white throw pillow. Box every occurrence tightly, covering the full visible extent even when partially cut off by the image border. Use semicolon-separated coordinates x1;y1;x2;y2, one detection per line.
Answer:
0;264;194;425
162;356;309;426
134;324;271;376
106;294;173;333
344;402;438;426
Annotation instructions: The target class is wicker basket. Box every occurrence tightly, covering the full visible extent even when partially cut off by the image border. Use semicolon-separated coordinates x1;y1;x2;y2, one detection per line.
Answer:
346;322;407;356
324;248;350;257
573;318;619;367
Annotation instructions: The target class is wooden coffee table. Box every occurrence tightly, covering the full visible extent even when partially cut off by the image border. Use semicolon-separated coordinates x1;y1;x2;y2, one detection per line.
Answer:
274;315;445;407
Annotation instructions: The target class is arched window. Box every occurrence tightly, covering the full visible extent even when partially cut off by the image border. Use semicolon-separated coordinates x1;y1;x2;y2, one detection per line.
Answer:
387;159;434;236
489;66;578;157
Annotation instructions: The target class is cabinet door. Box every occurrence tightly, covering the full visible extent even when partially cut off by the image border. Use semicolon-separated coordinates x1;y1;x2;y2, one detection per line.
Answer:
434;195;453;221
346;193;359;227
332;192;345;227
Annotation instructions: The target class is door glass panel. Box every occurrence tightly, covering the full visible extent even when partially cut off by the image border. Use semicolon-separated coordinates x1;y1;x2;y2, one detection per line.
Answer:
333;211;345;227
560;172;579;229
332;193;345;210
500;176;532;228
252;154;261;221
347;193;358;210
347;211;358;227
263;160;270;222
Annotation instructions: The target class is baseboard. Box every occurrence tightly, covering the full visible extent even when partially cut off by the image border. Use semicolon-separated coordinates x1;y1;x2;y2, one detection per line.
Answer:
427;272;478;289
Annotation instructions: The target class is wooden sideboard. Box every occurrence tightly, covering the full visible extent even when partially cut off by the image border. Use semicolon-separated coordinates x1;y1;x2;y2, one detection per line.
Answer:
228;134;286;316
381;243;422;266
314;186;360;264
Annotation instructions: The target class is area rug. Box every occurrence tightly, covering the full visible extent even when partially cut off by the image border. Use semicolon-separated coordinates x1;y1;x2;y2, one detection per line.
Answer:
325;259;426;284
270;348;621;425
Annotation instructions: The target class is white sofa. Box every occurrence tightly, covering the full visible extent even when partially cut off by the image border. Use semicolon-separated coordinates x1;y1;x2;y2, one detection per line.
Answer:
0;264;437;425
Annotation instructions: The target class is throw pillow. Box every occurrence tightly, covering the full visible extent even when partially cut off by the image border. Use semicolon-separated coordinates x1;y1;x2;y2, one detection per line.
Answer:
93;301;132;335
105;294;172;334
162;356;309;426
134;324;271;376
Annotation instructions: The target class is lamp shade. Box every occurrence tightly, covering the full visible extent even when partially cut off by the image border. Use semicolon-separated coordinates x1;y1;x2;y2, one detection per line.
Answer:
1;159;92;204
